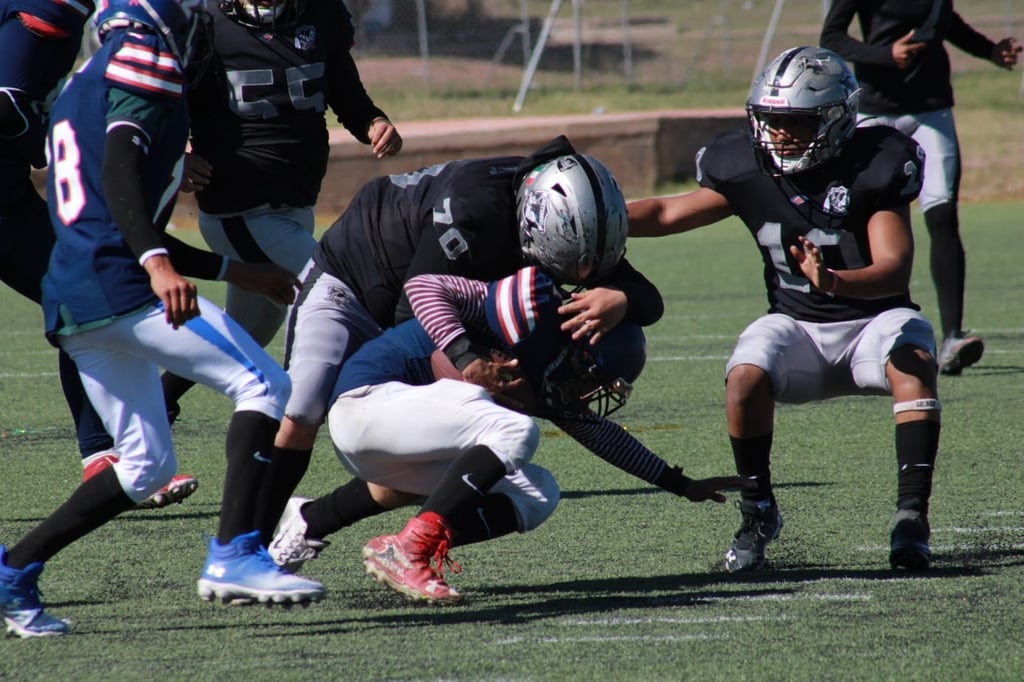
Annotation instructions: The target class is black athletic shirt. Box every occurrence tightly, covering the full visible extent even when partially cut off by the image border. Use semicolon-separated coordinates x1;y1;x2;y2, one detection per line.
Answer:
821;0;996;115
187;0;387;213
697;125;923;322
314;136;664;329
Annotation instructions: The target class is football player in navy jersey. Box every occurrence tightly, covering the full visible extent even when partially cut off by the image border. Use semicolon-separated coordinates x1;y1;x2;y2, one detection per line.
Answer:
628;47;941;573
0;0;198;508
268;266;747;602
0;0;325;638
253;137;666;548
158;0;402;423
821;1;1020;376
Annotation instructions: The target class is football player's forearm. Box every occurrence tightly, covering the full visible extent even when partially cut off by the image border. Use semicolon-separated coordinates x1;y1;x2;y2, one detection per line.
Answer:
103;125;164;259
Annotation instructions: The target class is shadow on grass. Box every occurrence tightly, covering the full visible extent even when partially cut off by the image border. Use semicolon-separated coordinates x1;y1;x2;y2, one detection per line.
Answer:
232;563;995;636
561;480;831;500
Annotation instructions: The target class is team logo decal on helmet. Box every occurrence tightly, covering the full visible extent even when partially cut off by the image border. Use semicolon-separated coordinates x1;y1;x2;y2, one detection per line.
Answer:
746;46;861;175
516;154;628;285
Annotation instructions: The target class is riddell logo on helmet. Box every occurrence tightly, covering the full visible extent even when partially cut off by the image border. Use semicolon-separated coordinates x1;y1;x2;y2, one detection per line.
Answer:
759;96;789;106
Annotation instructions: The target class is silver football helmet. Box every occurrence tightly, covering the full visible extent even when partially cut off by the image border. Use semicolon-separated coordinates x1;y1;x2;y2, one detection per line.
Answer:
746;46;861;175
516;154;628;285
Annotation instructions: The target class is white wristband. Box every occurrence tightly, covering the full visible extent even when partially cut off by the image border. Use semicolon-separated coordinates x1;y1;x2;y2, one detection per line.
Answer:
139;247;169;267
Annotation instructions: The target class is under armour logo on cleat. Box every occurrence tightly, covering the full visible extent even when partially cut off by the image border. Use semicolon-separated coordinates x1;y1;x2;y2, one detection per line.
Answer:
206;564;227;578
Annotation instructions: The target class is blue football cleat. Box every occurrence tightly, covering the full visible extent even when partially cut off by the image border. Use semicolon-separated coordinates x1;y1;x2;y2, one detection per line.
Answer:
197;531;325;605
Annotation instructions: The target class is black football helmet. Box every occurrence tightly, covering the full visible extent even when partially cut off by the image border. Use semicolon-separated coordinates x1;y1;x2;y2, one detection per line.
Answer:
541;321;646;417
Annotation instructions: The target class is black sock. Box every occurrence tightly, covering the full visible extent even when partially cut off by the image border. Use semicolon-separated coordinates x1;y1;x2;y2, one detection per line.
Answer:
448;494;520;547
161;371;197;423
7;466;133;568
730;433;774;502
895;420;941;515
302;478;390;540
254;446;312;545
218;411;278;544
923;202;965;338
420;445;508;521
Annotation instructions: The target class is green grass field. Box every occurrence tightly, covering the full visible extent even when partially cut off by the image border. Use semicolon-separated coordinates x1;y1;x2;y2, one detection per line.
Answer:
1;204;1023;680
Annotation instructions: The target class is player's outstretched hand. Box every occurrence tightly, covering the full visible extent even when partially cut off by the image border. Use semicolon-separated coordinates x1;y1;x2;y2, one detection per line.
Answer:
462;355;526;394
683;476;757;503
224;261;301;305
558;287;628;344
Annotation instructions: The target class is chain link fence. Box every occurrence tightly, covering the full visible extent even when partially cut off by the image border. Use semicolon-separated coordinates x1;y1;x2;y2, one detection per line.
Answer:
349;0;1023;109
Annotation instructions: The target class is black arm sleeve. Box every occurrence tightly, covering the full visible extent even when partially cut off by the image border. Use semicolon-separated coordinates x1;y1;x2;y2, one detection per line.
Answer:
102;124;165;259
164;234;226;280
602;257;664;327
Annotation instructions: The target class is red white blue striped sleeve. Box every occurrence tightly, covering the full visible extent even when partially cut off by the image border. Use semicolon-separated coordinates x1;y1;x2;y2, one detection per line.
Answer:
105;32;184;97
404;272;490;351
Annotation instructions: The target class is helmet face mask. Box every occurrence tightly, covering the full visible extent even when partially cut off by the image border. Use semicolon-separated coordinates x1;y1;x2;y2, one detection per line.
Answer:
516;154;628;286
541;321;646;417
747;46;861;175
218;0;304;28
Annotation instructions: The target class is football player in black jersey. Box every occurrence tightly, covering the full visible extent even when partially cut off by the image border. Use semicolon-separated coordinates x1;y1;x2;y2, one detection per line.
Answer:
158;0;402;423
254;135;665;546
629;47;941;572
821;1;1021;376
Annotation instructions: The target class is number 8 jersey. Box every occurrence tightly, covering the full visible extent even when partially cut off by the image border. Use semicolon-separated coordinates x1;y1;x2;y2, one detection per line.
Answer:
42;27;190;338
696;124;925;323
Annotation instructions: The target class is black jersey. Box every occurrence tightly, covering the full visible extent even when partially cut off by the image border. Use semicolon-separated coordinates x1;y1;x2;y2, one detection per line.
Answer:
821;0;996;115
698;126;924;323
188;0;386;213
314;136;664;330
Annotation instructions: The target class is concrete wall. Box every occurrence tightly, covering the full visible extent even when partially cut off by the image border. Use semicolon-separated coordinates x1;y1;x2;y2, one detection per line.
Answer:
172;109;747;222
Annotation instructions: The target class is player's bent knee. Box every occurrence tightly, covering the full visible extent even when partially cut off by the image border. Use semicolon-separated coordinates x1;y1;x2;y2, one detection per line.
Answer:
234;362;291;418
486;414;541;471
118;450;178;502
509;466;561;532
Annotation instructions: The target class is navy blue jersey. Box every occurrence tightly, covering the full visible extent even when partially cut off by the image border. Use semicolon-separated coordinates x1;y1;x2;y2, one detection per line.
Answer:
335;319;437;394
0;0;94;185
697;125;923;322
313;137;663;330
187;0;386;213
338;266;569;417
42;27;190;337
